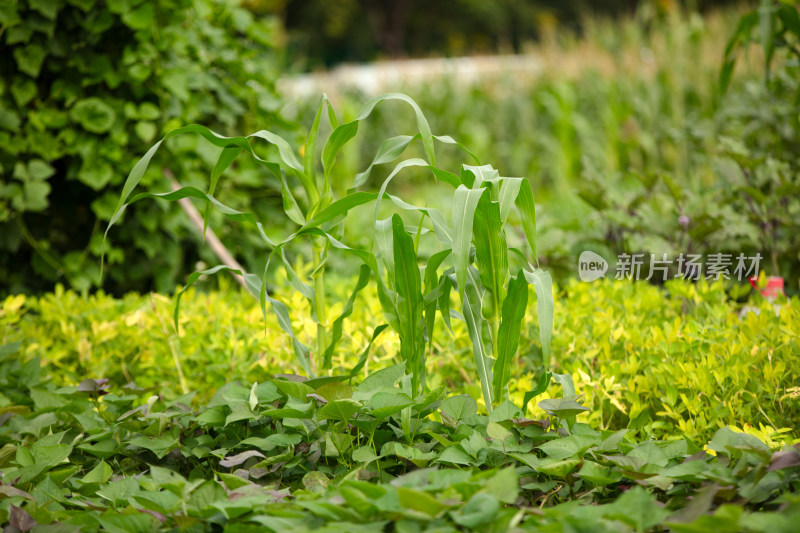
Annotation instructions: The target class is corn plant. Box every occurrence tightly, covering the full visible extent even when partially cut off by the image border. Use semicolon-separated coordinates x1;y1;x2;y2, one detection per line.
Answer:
104;94;474;378
104;92;554;413
366;159;553;412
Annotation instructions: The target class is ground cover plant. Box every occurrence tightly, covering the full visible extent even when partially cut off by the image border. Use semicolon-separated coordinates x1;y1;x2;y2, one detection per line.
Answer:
2;3;800;531
2;277;799;445
1;334;800;532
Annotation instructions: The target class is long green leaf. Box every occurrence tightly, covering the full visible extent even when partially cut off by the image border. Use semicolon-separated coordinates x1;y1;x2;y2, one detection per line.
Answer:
348;324;390;378
451;185;486;297
439;274;453;334
473;193;508;320
384;194;453;246
323;93;436;183
523;267;554;368
515;180;538;264
353;134;476;190
423;249;452;349
375;218;396;289
204;145;243;237
108;187;267;243
522;371;551;414
321;121;358;183
249;130;304;174
304;191;377;229
498;177;523;223
462;164;499;189
353;135;415;189
392;214;425;396
358;93;435;165
433;135;481;165
305;94;326;181
104;123;319;274
279;170;306;225
280;250;315;302
323;264;372;368
461;280;493;412
373;158;428;226
492;270;529;402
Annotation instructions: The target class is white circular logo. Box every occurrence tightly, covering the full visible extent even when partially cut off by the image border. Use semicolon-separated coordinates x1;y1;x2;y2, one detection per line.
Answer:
578;251;608;282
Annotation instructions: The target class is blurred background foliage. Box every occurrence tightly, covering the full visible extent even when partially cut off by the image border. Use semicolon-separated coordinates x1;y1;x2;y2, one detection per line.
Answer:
1;0;798;296
277;0;741;68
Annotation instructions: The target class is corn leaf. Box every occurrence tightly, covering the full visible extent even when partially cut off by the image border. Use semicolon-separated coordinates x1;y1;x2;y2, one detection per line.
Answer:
492;270;528;402
424;249;452;348
323;264;372;368
392;214;425;396
524;267;554;368
473;193;508;320
452;185;486;297
461;279;493;412
515;180;538;263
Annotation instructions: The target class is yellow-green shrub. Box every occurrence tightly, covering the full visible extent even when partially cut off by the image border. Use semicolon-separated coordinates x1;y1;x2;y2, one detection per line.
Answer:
2;275;797;443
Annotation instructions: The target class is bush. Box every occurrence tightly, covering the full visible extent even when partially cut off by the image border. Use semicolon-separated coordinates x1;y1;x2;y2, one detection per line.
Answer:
0;0;288;294
3;276;797;443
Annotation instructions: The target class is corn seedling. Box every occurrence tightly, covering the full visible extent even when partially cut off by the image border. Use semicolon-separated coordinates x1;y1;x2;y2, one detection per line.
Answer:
104;93;554;413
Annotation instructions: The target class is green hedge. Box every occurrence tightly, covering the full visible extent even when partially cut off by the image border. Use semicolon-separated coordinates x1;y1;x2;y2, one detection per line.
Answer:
2;276;798;444
0;0;290;294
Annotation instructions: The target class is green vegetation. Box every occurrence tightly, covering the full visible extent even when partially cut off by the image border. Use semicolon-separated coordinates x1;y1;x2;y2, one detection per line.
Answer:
1;2;799;531
102;92;553;415
3;277;798;444
289;6;800;286
1;330;799;531
0;0;286;294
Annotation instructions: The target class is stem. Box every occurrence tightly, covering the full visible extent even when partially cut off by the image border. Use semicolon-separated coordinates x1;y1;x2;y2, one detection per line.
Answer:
149;293;188;394
313;239;329;370
490;313;502;399
300;172;321;210
166;171;248;290
17;216;66;275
